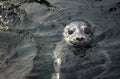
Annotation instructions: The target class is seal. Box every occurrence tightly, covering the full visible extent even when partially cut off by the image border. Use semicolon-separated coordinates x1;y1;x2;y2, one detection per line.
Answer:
52;20;111;79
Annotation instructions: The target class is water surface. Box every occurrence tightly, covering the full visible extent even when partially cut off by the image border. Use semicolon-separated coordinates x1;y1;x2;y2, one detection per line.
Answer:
0;0;120;79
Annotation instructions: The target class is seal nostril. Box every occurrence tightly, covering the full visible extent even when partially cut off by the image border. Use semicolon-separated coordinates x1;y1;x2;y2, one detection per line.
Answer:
76;37;84;41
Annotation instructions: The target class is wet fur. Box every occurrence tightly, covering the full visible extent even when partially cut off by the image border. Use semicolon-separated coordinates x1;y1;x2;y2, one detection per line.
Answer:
53;40;111;79
52;21;111;79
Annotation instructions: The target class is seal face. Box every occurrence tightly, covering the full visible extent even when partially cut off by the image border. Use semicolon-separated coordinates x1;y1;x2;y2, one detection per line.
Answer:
63;20;93;46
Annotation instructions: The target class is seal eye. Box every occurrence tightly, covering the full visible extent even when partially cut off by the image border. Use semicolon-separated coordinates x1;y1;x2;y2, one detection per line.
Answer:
68;30;74;34
84;27;91;34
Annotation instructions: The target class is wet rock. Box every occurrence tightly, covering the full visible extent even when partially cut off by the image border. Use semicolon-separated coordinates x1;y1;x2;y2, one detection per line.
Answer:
0;2;26;30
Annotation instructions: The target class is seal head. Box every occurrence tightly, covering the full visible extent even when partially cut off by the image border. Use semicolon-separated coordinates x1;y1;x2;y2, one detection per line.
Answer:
63;20;93;47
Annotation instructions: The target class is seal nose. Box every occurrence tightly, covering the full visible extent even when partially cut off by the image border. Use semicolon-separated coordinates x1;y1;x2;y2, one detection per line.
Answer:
76;37;84;41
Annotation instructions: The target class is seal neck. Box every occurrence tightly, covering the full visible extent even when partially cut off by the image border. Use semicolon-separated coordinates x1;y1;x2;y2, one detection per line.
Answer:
68;43;96;57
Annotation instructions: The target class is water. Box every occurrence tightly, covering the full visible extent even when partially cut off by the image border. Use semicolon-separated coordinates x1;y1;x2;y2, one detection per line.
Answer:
0;0;120;79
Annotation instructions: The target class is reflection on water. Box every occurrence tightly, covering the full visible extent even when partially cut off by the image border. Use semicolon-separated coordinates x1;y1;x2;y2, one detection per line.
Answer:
0;0;120;79
0;32;36;79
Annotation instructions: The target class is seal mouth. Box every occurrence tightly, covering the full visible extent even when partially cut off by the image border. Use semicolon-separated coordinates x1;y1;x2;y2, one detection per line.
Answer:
69;39;92;47
70;40;85;46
